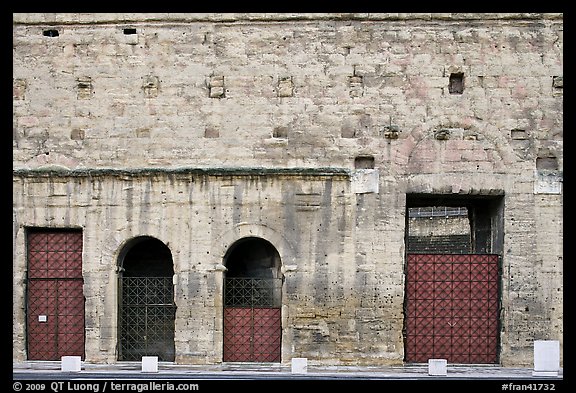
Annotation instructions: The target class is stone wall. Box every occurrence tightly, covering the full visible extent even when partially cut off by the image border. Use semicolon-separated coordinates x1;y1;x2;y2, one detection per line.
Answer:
13;13;563;367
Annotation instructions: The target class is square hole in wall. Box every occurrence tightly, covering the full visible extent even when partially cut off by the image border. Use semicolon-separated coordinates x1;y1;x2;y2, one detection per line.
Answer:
449;73;465;94
43;29;59;37
354;156;374;169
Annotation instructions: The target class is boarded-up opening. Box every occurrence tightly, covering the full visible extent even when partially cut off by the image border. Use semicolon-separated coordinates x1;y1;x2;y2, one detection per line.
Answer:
223;237;282;362
404;195;503;364
26;228;85;360
118;236;175;361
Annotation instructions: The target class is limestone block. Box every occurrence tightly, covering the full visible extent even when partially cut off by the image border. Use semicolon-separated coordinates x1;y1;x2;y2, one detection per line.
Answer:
533;340;560;377
428;359;447;376
142;356;159;373
61;356;81;372
291;357;308;374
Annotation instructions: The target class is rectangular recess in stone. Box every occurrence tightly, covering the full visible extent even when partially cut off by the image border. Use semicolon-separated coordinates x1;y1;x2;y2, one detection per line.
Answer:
382;125;400;139
448;72;464;94
71;129;85;140
135;128;151;138
348;75;364;97
122;27;138;44
354;156;374;169
205;127;220;138
552;76;563;96
49;181;69;196
209;76;225;98
277;77;294;97
273;126;288;138
341;123;356;138
552;76;563;89
295;193;322;211
348;75;363;87
536;156;558;171
43;29;59;37
13;79;27;100
142;76;160;98
76;77;93;99
511;129;527;140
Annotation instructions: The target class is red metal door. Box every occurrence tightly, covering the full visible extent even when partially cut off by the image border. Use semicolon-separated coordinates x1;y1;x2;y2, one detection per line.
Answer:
252;308;282;361
223;307;281;362
27;230;85;360
405;254;499;363
223;277;282;362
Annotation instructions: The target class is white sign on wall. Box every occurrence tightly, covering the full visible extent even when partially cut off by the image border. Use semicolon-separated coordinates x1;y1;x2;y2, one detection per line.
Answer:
534;171;562;194
351;169;379;194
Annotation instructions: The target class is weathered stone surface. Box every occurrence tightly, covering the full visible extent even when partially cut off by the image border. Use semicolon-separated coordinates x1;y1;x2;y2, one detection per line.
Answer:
13;13;562;367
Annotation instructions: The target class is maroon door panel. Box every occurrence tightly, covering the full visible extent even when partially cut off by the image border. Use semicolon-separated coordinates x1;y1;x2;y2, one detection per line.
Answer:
223;308;253;362
27;280;58;360
27;231;85;360
405;253;499;364
56;279;85;356
223;307;281;362
252;308;282;362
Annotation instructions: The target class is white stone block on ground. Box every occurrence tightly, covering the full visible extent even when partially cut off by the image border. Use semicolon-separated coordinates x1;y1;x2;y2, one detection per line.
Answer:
291;357;308;374
428;359;447;376
61;356;81;372
142;356;158;373
533;340;560;377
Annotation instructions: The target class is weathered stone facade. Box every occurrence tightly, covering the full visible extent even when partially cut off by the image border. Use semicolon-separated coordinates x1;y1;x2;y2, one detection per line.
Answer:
13;13;563;367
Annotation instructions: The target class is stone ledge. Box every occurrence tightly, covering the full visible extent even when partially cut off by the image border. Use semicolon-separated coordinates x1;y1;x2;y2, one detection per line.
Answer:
13;166;351;178
13;13;563;25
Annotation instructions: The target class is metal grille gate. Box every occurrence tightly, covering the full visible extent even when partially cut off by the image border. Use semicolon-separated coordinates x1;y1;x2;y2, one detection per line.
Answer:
27;231;85;360
223;277;282;362
119;277;176;361
405;253;500;363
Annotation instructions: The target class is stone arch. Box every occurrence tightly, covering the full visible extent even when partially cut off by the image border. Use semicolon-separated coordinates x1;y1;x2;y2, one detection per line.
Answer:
116;235;176;362
24;152;80;170
211;222;297;274
224;237;282;279
397;117;519;174
110;231;172;269
216;224;289;363
117;235;173;275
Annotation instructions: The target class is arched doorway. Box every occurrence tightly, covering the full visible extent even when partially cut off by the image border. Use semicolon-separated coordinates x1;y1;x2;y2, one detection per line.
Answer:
117;236;176;361
223;237;282;362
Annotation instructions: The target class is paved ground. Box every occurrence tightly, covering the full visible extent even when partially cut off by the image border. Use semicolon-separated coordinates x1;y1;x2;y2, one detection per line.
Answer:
13;362;569;393
13;361;564;380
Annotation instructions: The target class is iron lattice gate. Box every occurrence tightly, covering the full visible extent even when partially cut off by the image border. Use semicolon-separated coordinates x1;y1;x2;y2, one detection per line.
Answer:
223;277;282;362
405;253;500;364
119;277;176;361
27;231;85;360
